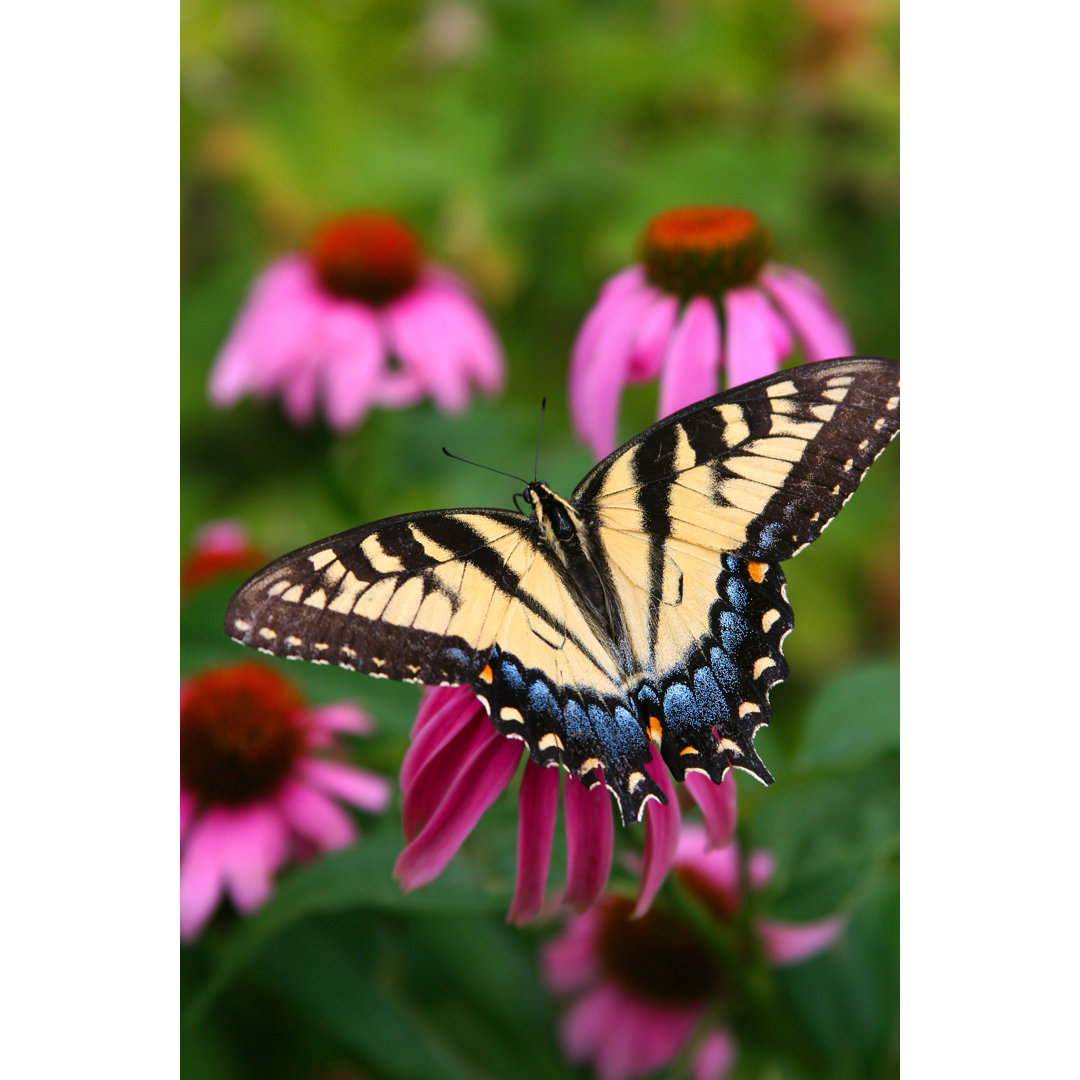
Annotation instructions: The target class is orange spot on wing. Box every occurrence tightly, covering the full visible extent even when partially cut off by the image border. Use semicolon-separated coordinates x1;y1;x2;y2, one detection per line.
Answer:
647;716;663;744
679;745;700;756
747;561;767;583
478;664;494;684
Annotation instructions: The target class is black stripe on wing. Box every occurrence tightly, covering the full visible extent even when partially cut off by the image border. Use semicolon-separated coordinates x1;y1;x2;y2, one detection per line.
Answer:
573;357;900;564
224;508;527;686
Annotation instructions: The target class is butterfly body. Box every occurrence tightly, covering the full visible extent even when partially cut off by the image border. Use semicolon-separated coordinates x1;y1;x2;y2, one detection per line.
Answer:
226;357;899;824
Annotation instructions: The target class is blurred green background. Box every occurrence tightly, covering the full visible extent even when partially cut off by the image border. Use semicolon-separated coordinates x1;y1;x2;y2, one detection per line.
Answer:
181;1;898;1077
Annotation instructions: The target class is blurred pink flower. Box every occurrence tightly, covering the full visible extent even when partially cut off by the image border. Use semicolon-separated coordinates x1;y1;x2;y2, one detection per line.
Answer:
570;205;853;458
180;663;392;940
209;210;505;431
181;520;265;594
393;686;738;924
541;825;845;1080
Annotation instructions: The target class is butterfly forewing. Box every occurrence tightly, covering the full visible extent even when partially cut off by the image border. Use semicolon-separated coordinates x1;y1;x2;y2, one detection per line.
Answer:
225;508;530;685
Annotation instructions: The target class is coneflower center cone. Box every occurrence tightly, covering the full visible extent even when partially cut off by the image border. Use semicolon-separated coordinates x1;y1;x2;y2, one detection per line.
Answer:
640;205;771;298
309;211;423;304
181;665;306;805
597;898;724;1005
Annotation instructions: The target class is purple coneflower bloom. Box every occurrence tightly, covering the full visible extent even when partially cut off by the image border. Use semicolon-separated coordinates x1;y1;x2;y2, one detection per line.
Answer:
541;825;846;1080
570;205;853;458
181;520;265;594
209;210;505;431
393;687;738;924
180;663;392;940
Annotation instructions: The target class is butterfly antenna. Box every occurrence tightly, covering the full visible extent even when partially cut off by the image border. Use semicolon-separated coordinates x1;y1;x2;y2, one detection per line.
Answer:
442;447;530;486
534;397;547;482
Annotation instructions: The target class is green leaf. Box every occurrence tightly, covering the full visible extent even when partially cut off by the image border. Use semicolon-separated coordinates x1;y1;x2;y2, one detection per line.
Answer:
401;916;567;1079
796;659;900;771
776;868;900;1078
183;824;514;1027
746;753;899;922
250;920;474;1080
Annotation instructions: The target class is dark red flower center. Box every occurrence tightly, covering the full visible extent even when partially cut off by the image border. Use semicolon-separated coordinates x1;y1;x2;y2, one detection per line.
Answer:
597;897;725;1005
308;211;423;304
181;664;306;805
640;206;771;297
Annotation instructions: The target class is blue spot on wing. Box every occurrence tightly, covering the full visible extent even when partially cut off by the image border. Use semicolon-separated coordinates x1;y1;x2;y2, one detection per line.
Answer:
663;681;700;735
500;658;526;693
527;678;557;718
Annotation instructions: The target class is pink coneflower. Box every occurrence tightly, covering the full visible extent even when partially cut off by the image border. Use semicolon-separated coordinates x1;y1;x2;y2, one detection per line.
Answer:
208;210;505;431
570;205;853;457
542;825;846;1080
393;686;738;924
181;520;265;594
180;663;392;940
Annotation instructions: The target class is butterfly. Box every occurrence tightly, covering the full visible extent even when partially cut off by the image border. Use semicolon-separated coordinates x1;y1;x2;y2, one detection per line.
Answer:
226;357;899;825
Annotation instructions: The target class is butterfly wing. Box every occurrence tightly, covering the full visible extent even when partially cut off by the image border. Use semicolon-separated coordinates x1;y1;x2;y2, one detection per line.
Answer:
226;508;538;685
573;356;899;783
225;507;666;820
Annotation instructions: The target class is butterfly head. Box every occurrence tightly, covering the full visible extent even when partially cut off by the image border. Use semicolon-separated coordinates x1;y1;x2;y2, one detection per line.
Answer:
526;482;584;549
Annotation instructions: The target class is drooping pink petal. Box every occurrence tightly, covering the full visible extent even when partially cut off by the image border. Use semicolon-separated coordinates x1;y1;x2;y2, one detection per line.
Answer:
180;788;196;842
385;291;473;412
298;758;392;814
418;279;506;394
759;265;853;363
180;810;232;940
756;916;845;966
394;732;523;891
685;770;737;850
370;367;427;408
563;775;614;910
723;286;789;389
318;304;385;432
305;702;374;737
624;1001;704;1080
279;357;321;425
409;683;474;740
634;749;681;916
541;909;603;993
627;293;679;381
657;297;721;419
208;257;315;404
570;268;649;396
219;803;289;913
593;997;651;1080
571;286;657;459
673;826;741;912
276;779;357;851
244;269;331;399
692;1027;737;1080
401;705;493;841
599;264;647;301
561;984;624;1063
593;995;701;1080
747;849;776;891
507;761;561;925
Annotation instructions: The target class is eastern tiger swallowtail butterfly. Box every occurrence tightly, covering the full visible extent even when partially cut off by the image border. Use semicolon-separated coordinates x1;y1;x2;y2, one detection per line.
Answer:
225;357;899;824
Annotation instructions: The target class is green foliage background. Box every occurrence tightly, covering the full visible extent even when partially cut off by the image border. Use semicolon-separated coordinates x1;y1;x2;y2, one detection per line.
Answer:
181;2;899;1077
